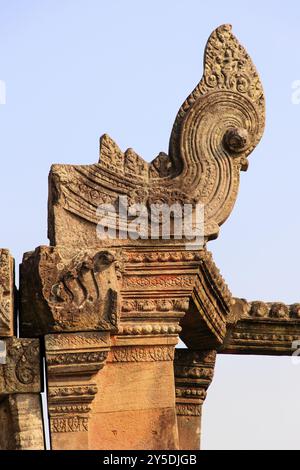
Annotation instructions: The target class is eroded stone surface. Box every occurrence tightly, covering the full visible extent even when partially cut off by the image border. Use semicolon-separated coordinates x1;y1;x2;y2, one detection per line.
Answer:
221;298;300;355
12;24;270;451
0;337;41;395
174;349;216;450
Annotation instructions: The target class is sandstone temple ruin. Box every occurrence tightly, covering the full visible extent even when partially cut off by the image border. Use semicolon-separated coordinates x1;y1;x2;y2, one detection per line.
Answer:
1;24;298;450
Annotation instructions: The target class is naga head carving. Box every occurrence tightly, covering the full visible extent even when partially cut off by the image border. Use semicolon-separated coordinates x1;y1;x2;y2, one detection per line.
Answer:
165;23;265;238
48;24;265;247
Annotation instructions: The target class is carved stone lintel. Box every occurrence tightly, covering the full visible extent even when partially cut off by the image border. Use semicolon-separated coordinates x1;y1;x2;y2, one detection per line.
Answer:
0;249;15;337
20;246;232;350
45;332;110;449
221;298;300;355
0;337;41;396
20;246;120;336
122;247;232;348
174;349;216;450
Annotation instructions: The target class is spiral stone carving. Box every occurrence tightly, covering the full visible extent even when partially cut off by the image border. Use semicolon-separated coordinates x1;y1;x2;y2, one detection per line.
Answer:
164;24;265;239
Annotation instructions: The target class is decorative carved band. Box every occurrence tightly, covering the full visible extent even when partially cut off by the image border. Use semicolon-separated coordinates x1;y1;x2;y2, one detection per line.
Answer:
47;351;108;366
121;298;190;314
122;275;195;290
117;323;182;336
7;394;45;449
48;384;98;399
111;345;174;363
124;250;204;264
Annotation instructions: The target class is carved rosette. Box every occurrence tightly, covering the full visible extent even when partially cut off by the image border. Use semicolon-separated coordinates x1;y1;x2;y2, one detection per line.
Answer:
174;349;216;418
0;249;15;337
45;332;110;437
20;246;120;336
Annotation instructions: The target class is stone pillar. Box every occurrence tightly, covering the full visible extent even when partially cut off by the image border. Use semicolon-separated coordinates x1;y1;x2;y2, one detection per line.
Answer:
0;249;44;450
45;332;110;450
19;244;231;449
174;349;216;450
0;249;15;337
0;336;44;449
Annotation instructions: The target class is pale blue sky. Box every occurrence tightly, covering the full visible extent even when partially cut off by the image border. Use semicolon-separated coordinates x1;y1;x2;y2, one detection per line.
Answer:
1;0;300;449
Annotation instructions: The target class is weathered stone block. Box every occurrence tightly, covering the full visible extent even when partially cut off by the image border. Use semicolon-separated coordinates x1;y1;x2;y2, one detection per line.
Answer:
222;299;300;355
20;246;120;336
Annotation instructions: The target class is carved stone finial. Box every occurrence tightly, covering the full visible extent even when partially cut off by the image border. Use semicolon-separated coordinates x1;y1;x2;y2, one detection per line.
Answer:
48;24;265;247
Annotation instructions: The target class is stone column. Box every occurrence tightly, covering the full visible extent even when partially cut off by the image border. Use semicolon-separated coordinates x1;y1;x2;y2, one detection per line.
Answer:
174;349;216;450
0;249;44;450
19;244;231;449
45;332;110;450
0;249;15;337
0;337;44;449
